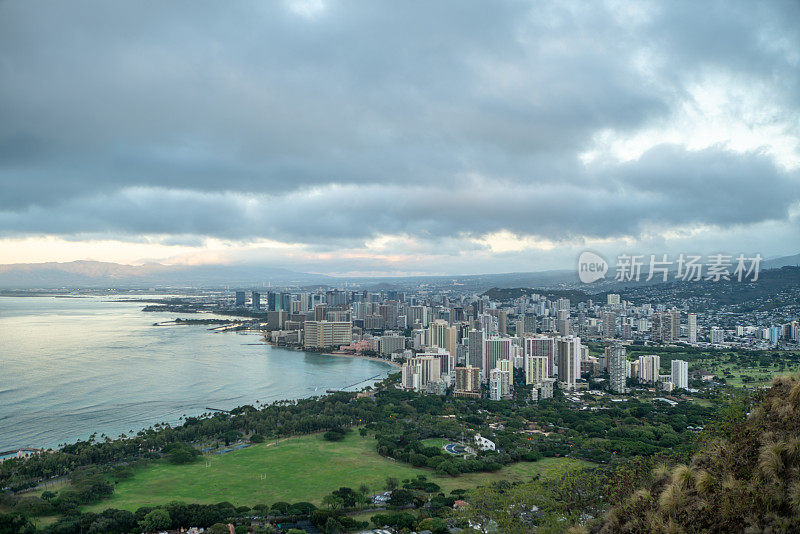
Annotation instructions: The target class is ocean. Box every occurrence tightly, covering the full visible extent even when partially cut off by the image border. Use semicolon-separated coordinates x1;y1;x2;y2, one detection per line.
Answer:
0;295;392;451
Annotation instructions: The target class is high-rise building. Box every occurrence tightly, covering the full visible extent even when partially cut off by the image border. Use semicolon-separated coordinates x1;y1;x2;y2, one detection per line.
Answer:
557;317;571;337
711;326;725;344
557;336;581;390
379;335;405;357
498;358;514;386
651;312;673;342
454;365;481;393
235;291;246;307
524;315;538;335
251;291;261;311
669;309;681;341
671;359;688;390
314;304;329;321
607;293;621;306
602;311;617;340
489;368;510;400
281;293;292;312
477;313;494;334
525;355;549;385
608;344;627;393
429;320;457;359
621;321;632;339
401;363;418;390
638;354;661;383
483;338;511;382
406;355;441;390
536;378;555;400
524;336;557;376
303;321;353;349
379;304;399;329
266;310;286;330
515;318;526;337
419;348;453;377
407;305;428;327
467;329;484;371
769;326;781;347
688;313;697;343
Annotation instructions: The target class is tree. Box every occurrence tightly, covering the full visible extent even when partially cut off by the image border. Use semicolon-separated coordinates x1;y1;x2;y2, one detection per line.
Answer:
387;488;415;507
323;430;345;441
385;477;399;491
139;509;171;533
322;494;343;511
323;516;344;534
0;513;35;534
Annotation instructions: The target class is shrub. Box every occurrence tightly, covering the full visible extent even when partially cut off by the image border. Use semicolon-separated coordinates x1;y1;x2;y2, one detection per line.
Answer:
323;430;345;442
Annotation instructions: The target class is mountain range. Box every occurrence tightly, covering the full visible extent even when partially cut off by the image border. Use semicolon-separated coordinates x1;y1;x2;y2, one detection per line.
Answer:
0;253;798;290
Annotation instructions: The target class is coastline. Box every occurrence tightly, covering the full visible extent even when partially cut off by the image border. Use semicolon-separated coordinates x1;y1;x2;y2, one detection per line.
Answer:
321;351;401;369
0;296;399;451
259;338;401;369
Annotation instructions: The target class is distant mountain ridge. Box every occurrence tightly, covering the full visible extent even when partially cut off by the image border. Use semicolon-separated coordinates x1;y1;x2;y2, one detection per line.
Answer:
0;260;329;288
0;252;798;289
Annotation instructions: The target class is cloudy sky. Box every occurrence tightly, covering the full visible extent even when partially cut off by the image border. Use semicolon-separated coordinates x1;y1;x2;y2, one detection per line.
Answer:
1;0;798;276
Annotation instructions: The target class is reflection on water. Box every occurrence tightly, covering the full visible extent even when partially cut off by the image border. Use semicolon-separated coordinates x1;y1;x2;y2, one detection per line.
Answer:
0;296;392;451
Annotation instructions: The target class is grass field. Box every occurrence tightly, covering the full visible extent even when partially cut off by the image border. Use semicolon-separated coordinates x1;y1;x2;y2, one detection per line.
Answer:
420;438;451;449
84;432;588;512
623;347;800;388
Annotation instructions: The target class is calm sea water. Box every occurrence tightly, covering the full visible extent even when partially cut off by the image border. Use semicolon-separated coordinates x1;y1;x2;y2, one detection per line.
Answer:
0;296;393;451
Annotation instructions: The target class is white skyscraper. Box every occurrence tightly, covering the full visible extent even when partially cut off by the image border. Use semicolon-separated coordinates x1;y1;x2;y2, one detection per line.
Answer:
498;358;514;386
418;348;452;378
638;354;661;383
688;313;697;343
671;359;688;390
489;368;510;400
406;355;441;391
525;355;549;385
711;326;725;344
428;320;457;361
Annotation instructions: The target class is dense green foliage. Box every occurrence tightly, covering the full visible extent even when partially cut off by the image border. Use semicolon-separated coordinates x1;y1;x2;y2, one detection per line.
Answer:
596;376;800;532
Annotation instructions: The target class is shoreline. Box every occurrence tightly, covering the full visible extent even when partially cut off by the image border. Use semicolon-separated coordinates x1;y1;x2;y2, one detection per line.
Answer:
259;338;401;369
321;351;401;369
2;298;398;453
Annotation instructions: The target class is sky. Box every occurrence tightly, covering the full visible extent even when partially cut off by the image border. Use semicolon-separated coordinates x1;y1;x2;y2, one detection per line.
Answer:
0;0;799;276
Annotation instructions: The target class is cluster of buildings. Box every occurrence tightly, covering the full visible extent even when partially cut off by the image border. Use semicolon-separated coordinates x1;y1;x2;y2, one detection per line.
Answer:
224;288;713;401
600;346;688;393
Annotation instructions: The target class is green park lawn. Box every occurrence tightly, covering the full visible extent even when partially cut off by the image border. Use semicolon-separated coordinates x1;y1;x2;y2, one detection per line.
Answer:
420;437;451;449
85;432;587;511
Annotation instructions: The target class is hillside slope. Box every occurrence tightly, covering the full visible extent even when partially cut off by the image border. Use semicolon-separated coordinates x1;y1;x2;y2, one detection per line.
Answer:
597;375;800;533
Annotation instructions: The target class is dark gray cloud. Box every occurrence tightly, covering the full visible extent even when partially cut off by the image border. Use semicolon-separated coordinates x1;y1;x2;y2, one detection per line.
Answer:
1;145;795;247
0;0;798;260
